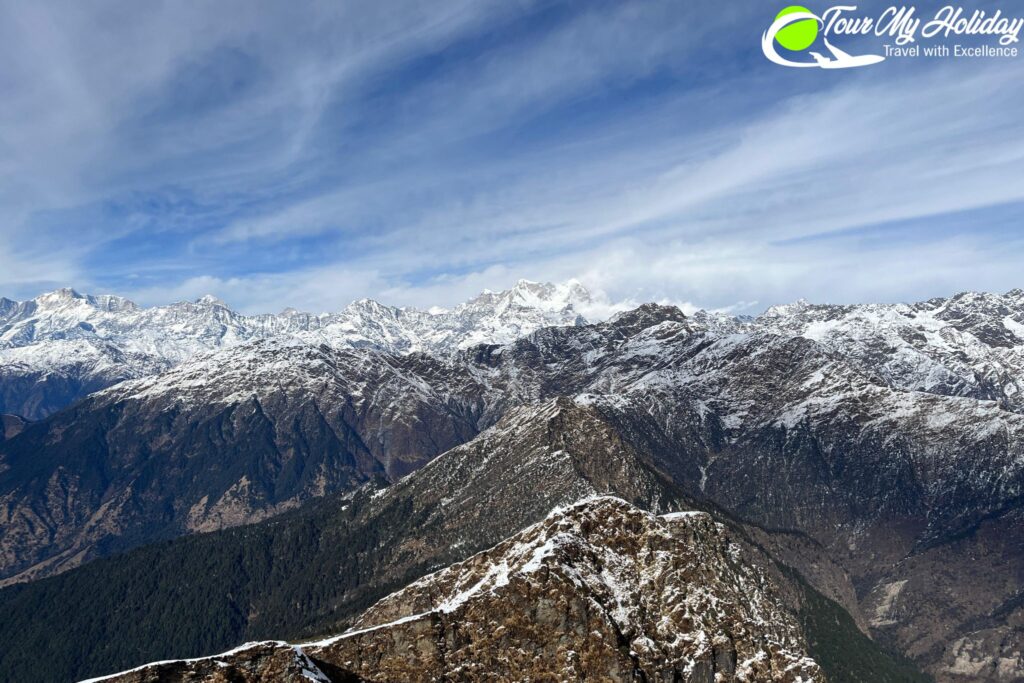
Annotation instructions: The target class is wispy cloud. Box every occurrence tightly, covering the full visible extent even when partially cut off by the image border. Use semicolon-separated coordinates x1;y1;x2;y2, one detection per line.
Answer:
1;0;1022;312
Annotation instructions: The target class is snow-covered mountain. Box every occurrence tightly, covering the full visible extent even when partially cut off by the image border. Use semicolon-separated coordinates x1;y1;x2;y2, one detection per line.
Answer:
3;292;1023;679
4;281;1023;421
755;289;1024;411
0;280;590;418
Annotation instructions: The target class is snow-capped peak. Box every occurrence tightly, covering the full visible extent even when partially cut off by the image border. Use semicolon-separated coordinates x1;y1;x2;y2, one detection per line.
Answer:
28;288;139;315
38;287;83;302
456;278;591;315
760;297;812;319
194;294;228;307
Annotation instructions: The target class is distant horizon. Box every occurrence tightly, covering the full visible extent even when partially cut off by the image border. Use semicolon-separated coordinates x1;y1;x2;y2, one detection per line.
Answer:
5;277;1023;320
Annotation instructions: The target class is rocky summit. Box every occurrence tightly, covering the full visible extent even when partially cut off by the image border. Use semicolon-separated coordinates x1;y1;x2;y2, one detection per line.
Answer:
91;497;824;683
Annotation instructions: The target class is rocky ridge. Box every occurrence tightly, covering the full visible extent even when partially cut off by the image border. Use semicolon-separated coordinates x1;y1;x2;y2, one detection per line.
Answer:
89;497;824;683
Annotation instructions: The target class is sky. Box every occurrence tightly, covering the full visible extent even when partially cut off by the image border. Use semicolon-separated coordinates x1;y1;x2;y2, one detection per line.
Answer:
1;0;1023;315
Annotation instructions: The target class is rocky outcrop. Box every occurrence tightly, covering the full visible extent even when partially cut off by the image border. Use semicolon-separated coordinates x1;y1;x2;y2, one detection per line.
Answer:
311;497;823;682
93;498;824;683
0;414;26;441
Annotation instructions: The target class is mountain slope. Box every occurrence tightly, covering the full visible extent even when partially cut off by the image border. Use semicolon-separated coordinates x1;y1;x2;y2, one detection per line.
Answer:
0;306;701;584
0;338;490;583
90;498;825;683
0;399;927;683
755;289;1024;411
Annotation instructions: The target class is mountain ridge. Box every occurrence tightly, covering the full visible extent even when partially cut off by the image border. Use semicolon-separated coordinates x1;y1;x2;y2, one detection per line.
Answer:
4;280;1024;421
85;497;826;683
0;396;924;682
0;279;593;419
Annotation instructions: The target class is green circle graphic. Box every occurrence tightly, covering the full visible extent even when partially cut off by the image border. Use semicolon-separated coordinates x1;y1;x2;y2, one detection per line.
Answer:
775;6;819;51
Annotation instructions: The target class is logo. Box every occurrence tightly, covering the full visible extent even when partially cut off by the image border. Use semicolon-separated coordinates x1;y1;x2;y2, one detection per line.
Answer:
763;5;1023;69
763;6;885;68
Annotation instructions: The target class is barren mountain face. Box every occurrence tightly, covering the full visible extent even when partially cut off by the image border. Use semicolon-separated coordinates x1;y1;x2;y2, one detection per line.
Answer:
1;282;1022;681
0;414;26;441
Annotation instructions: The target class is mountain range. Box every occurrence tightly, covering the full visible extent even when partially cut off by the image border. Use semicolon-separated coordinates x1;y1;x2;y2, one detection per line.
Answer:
1;280;1023;681
0;280;590;419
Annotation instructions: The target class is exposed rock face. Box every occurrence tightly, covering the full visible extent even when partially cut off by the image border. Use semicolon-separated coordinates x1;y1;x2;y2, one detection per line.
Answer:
0;414;26;441
94;498;824;683
80;642;331;683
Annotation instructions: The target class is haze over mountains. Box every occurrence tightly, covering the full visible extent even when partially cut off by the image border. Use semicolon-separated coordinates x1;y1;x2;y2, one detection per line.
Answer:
1;280;1023;681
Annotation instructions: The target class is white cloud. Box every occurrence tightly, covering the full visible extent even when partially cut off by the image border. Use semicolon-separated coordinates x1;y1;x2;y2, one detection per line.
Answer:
1;2;1022;313
116;224;1019;318
203;58;1024;275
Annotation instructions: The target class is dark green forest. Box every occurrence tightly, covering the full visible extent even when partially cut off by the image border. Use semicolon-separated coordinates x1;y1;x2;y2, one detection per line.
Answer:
793;569;933;683
0;490;438;682
0;485;931;683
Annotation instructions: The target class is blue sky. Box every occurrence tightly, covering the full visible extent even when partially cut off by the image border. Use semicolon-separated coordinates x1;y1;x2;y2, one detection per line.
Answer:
1;0;1023;314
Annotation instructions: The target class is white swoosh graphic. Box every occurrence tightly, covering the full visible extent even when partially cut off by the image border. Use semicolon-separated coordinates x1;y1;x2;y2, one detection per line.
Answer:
762;11;885;69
